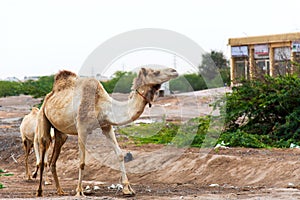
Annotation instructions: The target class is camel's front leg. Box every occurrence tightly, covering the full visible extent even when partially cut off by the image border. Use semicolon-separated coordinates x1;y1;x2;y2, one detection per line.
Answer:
102;125;135;196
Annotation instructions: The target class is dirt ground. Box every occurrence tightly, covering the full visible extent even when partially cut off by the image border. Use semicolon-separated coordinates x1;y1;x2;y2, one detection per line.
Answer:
2;90;300;200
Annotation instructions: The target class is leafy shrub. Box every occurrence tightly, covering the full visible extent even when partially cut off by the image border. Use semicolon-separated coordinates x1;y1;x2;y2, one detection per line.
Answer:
0;81;23;97
218;75;300;147
0;76;54;98
22;75;54;98
219;130;269;148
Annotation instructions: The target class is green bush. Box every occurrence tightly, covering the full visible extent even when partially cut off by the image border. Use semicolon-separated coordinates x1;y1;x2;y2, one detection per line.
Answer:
219;130;269;148
0;81;23;97
22;75;54;98
101;71;136;93
170;73;207;92
217;75;300;147
0;76;54;98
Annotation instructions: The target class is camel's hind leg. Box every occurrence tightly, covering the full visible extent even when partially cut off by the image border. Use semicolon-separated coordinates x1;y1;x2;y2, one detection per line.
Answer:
102;125;135;196
36;108;51;197
49;129;68;195
23;139;33;180
32;128;51;185
44;147;51;185
75;127;88;196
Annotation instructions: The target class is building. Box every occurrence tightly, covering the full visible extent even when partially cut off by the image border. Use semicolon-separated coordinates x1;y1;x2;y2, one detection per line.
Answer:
4;77;20;82
228;32;300;83
23;76;40;81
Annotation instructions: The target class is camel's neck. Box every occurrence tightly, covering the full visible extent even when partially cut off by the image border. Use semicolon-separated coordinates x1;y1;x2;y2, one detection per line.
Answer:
104;86;153;126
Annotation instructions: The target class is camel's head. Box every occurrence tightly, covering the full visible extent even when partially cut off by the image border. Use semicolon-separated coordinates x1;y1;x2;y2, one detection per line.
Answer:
132;67;178;90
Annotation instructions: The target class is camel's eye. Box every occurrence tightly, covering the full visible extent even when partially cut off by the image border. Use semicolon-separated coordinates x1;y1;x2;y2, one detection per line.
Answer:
154;71;160;76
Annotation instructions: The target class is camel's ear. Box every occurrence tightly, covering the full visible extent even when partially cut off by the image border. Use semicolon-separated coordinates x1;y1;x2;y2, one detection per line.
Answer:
141;68;148;76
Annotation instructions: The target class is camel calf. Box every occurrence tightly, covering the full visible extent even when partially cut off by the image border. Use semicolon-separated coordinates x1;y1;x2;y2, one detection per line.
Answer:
20;107;52;184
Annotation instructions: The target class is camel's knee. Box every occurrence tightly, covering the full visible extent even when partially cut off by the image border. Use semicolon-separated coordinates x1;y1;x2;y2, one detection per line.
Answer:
61;134;68;143
23;140;27;149
80;163;85;170
119;154;125;162
50;164;56;173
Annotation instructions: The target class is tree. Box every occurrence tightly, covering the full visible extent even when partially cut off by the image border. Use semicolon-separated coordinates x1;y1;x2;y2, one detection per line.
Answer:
199;50;229;81
101;71;136;93
170;73;207;92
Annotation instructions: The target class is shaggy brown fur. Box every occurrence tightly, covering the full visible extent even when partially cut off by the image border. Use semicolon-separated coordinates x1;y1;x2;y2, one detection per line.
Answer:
131;68;148;90
53;70;77;92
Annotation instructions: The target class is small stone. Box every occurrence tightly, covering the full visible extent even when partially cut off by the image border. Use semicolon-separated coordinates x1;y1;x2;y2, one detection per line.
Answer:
287;182;295;188
209;183;219;187
84;185;93;195
93;185;101;191
116;184;123;190
84;189;93;195
124;152;134;162
108;184;116;189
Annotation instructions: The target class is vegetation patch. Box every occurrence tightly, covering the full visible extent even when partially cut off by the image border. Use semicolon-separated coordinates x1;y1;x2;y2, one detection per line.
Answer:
118;116;218;148
0;169;13;189
217;74;300;148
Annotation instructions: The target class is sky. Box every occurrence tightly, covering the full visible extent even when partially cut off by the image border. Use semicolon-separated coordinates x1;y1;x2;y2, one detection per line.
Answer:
1;0;300;80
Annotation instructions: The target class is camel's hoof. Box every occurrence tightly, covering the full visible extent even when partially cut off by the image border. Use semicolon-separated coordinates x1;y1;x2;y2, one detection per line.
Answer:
32;172;37;179
36;190;43;197
57;188;65;195
75;191;85;197
122;184;135;196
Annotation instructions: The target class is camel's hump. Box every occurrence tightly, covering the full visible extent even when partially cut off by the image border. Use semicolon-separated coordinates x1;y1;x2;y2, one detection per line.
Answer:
53;70;78;92
55;70;77;82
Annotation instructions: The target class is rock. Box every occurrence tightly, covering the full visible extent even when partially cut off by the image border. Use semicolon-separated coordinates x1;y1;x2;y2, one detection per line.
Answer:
287;182;295;188
209;183;219;187
116;184;123;190
84;185;93;195
108;183;123;190
93;185;101;191
108;184;116;189
124;152;133;162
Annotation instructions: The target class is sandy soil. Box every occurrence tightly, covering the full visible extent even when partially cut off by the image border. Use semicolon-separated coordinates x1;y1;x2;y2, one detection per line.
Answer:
1;91;300;200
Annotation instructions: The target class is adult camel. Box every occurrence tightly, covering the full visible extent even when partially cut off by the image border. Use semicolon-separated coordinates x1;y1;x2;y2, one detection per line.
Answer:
36;67;178;196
